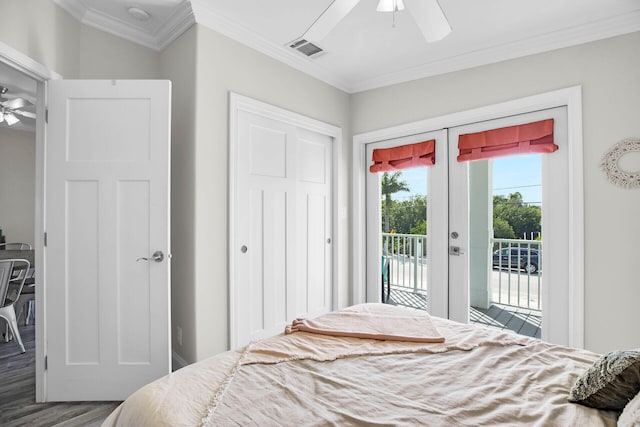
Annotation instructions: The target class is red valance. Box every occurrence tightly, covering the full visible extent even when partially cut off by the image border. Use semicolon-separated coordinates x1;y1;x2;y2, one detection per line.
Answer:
369;140;436;173
457;119;557;162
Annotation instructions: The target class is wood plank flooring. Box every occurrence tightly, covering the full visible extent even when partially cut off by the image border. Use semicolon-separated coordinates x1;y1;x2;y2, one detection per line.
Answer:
0;323;121;426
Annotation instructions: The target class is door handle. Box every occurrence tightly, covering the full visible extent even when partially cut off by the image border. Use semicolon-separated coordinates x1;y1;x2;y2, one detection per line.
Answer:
137;251;165;263
449;246;465;256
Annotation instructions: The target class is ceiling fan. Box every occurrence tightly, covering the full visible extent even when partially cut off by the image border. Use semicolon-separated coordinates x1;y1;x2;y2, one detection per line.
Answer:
0;85;36;126
298;0;451;50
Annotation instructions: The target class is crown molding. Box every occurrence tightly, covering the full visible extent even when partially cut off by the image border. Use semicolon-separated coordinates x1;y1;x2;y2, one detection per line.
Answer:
350;10;640;93
189;0;352;93
155;3;197;51
52;1;640;93
53;0;195;52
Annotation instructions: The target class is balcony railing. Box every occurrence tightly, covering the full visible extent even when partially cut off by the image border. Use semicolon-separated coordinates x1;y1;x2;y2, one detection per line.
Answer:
382;233;427;294
381;233;542;311
491;238;541;311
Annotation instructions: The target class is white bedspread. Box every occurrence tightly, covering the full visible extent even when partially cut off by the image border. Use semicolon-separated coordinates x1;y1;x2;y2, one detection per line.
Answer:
103;304;619;426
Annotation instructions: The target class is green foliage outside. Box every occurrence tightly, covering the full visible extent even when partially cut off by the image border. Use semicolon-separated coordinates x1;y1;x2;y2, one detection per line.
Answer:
380;172;409;233
492;192;541;239
386;195;427;235
380;172;541;240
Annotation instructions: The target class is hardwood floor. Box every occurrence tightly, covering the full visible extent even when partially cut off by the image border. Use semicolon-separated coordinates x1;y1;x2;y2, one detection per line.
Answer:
0;323;121;426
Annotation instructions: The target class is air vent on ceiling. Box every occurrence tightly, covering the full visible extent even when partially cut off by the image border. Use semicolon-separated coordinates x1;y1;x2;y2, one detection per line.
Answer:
289;39;324;57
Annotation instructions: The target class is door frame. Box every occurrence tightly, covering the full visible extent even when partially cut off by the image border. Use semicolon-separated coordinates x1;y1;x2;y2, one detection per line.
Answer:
228;92;342;349
352;86;584;348
0;42;62;402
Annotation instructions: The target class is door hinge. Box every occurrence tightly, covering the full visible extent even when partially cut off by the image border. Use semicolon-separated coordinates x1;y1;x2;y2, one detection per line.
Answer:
44;355;48;371
45;109;48;124
44;232;47;247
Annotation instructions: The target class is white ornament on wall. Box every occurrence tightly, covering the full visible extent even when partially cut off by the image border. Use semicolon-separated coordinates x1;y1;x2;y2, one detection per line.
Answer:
600;137;640;189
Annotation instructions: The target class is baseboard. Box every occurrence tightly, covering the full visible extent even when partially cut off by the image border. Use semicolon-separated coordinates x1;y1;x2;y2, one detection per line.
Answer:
172;351;189;371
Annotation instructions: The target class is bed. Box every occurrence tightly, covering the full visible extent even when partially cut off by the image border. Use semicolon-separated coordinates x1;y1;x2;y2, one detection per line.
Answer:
102;303;639;426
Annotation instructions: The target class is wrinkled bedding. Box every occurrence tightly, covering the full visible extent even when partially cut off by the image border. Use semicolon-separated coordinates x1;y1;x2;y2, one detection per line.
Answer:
102;304;618;426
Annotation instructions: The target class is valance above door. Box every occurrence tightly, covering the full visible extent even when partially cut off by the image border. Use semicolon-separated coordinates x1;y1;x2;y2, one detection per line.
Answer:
369;139;436;172
457;119;557;162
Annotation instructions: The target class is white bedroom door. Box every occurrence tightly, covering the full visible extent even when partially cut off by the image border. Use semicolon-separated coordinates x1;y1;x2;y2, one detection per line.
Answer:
231;102;333;348
45;80;171;401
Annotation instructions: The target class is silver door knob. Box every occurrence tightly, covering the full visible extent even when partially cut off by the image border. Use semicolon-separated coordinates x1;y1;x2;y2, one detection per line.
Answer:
137;251;164;262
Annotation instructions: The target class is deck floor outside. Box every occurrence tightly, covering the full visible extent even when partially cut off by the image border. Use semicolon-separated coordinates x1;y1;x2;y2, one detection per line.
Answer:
386;285;542;339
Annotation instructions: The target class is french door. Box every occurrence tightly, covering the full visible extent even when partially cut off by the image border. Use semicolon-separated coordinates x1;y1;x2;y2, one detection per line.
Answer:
365;130;448;318
365;106;570;344
448;107;568;335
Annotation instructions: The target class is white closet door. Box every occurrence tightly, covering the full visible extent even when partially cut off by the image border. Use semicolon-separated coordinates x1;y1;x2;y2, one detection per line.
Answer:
232;109;332;347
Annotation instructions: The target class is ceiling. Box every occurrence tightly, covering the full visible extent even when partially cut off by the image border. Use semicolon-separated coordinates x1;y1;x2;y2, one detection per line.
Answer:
53;0;640;93
2;0;639;131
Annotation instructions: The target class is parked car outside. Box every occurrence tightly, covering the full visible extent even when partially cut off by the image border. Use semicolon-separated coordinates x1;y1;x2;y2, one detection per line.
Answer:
492;247;540;274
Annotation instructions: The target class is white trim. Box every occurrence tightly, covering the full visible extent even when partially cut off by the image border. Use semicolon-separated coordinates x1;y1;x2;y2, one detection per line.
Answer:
352;86;584;347
53;0;195;51
566;88;584;349
0;42;62;81
350;11;640;93
0;43;61;402
228;92;342;349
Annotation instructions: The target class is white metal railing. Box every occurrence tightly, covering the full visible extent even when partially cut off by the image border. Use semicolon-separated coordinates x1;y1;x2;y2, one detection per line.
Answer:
382;233;427;293
381;233;542;312
491;238;542;311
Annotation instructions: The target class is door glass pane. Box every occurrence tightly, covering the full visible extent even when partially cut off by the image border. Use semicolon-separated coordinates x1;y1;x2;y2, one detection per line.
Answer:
381;168;428;310
469;154;542;339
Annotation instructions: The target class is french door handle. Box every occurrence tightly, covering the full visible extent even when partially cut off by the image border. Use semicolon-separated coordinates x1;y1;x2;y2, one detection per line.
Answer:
449;246;465;256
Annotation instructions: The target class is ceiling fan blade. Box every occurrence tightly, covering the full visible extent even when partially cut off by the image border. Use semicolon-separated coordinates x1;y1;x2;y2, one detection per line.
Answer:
406;0;451;43
12;109;36;119
303;0;361;42
3;111;20;126
2;97;30;110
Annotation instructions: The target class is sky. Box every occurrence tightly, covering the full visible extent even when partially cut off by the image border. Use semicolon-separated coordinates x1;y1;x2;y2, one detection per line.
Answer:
394;154;542;205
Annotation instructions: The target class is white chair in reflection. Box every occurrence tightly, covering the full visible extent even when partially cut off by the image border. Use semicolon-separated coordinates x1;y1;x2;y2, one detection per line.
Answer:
0;243;35;325
0;242;32;250
16;268;35;325
0;258;30;353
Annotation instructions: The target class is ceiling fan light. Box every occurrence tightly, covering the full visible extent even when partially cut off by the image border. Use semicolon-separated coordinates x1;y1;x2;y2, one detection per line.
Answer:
377;0;405;12
4;112;19;126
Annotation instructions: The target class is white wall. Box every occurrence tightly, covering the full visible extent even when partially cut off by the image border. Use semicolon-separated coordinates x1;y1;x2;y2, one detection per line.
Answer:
351;32;640;354
159;27;199;364
186;25;351;361
0;127;36;245
0;1;160;80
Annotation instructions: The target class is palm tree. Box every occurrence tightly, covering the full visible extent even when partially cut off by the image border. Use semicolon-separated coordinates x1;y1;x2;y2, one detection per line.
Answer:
381;171;409;232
